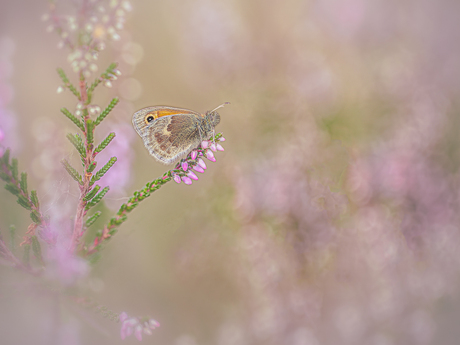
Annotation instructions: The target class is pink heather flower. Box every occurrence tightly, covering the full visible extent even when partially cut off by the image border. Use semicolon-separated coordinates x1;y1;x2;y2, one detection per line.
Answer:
201;140;209;149
210;143;217;152
206;150;216;162
219;137;225;141
173;174;181;184
187;171;199;180
182;176;192;185
197;158;207;169
120;313;160;341
191;150;198;160
135;325;143;341
216;143;224;151
181;161;188;171
120;312;128;323
120;317;137;340
193;165;205;173
149;319;160;328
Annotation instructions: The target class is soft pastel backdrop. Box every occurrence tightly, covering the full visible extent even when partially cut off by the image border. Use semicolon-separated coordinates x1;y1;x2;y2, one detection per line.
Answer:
1;1;460;344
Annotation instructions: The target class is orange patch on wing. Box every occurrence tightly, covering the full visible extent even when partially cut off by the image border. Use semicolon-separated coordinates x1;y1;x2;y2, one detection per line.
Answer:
144;109;198;125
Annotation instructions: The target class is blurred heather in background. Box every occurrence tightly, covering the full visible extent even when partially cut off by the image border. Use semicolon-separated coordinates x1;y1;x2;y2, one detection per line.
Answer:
1;0;460;344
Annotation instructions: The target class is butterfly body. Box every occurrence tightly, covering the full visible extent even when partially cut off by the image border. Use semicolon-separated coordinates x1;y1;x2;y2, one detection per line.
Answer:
132;105;221;164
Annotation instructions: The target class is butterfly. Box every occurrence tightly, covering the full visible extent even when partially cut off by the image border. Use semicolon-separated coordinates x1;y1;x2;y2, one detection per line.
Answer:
132;103;228;164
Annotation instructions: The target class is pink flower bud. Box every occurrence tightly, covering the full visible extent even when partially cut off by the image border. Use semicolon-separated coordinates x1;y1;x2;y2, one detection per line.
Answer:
193;165;205;173
191;150;198;160
135;324;143;341
219;137;226;142
206;150;216;162
197;158;207;169
201;141;209;149
119;312;128;323
173;175;181;184
182;176;192;185
187;171;198;180
210;143;217;152
149;319;160;328
216;144;224;151
181;161;188;171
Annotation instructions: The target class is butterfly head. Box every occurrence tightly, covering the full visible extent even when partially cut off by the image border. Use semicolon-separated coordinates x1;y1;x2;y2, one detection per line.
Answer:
207;110;221;127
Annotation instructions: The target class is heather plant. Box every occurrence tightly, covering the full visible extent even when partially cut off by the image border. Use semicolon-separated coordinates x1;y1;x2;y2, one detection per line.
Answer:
0;0;225;341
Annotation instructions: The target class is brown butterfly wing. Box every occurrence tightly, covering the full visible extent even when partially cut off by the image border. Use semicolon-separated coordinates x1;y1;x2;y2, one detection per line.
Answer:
132;106;202;136
134;112;202;164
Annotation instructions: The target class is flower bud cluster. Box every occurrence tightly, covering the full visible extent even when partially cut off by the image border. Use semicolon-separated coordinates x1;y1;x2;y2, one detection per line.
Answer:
170;136;225;185
119;312;160;341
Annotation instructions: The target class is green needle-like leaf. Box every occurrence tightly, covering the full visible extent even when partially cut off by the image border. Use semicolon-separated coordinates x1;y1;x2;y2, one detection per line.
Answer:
30;210;42;225
22;244;30;266
94;132;115;154
0;171;10;182
95;98;118;126
62;160;83;184
84;185;101;201
61;108;85;131
17;195;32;210
5;183;21;196
20;172;28;196
91;157;117;185
85;211;102;228
57;68;81;99
86;119;94;145
85;186;109;210
31;236;44;266
66;133;87;157
11;158;18;181
30;190;39;208
86;63;118;103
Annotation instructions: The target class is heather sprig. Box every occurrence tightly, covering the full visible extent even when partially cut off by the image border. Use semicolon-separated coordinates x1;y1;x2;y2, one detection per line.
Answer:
1;149;46;227
1;1;228;342
56;62;120;252
119;312;160;341
83;133;225;256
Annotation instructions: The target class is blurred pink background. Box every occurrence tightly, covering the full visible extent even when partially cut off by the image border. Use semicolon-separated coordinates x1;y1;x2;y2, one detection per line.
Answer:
1;0;460;344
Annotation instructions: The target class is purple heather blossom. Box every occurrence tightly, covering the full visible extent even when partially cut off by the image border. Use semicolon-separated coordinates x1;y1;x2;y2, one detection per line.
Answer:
120;312;160;341
216;143;224;151
173;174;181;184
201;140;209;149
182;176;192;185
187;171;198;180
205;150;216;162
210;143;217;152
191;150;198;160
197;158;207;169
181;161;188;171
193;165;205;173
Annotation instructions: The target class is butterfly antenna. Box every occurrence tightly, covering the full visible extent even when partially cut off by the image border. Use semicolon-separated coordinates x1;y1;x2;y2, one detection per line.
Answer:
210;102;230;113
